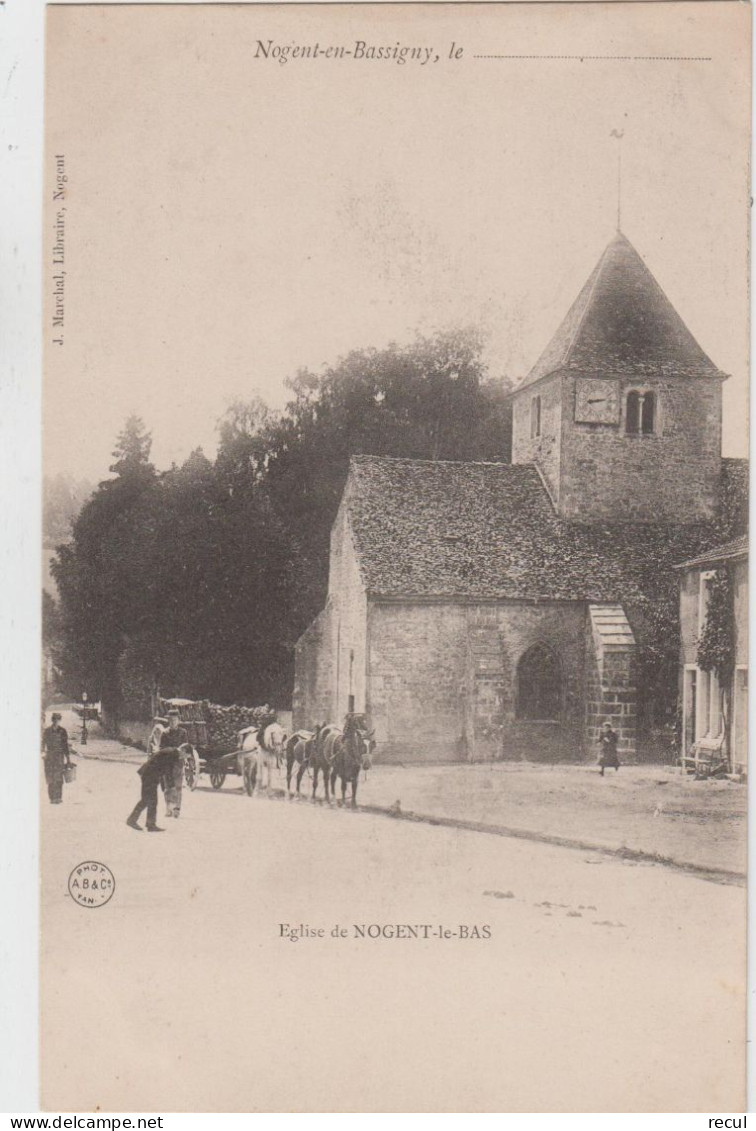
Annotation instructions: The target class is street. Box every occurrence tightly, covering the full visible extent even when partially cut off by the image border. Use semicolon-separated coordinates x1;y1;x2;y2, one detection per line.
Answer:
41;757;745;1113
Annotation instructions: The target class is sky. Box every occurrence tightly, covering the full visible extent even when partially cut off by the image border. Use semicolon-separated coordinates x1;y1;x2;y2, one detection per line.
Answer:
44;2;750;482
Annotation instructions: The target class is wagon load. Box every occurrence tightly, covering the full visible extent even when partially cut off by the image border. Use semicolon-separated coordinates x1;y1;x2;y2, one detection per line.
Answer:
205;702;277;752
158;697;276;751
158;697;278;792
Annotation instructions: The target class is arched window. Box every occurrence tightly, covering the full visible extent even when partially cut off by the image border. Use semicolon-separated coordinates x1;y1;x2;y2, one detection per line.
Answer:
626;390;656;435
626;391;640;433
530;395;541;439
516;644;563;720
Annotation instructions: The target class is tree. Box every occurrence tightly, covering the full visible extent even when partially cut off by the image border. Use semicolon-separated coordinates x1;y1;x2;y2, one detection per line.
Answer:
43;473;94;547
41;591;63;701
52;417;158;731
109;415;154;480
216;396;275;488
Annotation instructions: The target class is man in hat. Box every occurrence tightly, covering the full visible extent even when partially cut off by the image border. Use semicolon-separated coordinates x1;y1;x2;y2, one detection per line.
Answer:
147;715;172;815
126;709;186;832
42;712;72;804
160;708;190;818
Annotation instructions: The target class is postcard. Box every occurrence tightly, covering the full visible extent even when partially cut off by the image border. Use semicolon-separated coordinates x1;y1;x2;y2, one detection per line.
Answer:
41;1;749;1112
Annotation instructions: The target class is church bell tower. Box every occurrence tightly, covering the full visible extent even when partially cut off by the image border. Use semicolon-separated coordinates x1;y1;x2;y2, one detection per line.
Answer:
510;231;725;523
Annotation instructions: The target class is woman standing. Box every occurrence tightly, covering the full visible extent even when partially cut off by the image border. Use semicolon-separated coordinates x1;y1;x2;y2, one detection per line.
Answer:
598;722;620;776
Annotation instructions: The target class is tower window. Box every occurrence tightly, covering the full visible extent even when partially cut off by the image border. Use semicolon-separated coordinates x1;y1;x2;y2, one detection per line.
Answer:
530;395;542;439
626;390;655;435
516;643;563;720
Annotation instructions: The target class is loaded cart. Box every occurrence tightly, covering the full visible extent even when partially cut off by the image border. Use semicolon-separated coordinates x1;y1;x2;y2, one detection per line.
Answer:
158;697;276;791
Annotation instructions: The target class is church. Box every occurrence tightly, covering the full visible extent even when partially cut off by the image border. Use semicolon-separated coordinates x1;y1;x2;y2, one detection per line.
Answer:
293;231;746;763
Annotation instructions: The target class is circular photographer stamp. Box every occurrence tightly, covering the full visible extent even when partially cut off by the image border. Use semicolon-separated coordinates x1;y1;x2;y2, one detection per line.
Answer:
68;861;115;908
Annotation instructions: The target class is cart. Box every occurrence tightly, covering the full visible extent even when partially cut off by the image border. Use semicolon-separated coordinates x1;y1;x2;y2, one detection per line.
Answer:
189;748;243;791
157;696;267;793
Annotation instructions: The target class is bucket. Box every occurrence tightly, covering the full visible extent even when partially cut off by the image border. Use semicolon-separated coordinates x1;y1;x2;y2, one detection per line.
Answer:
63;764;77;784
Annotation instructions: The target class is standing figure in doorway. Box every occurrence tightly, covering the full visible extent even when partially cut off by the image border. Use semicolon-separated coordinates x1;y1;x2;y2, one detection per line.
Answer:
598;722;620;776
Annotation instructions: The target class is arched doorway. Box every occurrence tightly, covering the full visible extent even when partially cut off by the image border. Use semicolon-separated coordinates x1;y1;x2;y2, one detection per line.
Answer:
516;643;563;721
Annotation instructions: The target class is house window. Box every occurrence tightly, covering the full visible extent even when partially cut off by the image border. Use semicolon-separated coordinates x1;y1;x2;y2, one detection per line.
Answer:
530;395;541;439
697;668;711;738
516;643;563;720
683;667;697;750
626;390;655;435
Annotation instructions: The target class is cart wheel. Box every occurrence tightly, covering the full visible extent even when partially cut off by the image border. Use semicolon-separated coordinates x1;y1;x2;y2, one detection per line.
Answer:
184;758;197;791
210;770;226;790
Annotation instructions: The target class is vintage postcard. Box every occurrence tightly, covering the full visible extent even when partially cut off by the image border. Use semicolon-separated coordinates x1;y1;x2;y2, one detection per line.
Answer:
41;1;749;1113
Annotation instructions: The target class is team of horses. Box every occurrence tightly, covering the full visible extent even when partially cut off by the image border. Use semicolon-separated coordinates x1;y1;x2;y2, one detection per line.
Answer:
237;714;375;807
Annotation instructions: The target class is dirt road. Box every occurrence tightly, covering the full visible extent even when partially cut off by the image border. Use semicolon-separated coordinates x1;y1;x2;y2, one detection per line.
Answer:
41;758;745;1112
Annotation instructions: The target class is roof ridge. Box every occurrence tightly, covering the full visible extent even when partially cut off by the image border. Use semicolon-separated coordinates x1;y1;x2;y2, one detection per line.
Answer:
558;236;615;371
349;454;538;470
674;534;749;569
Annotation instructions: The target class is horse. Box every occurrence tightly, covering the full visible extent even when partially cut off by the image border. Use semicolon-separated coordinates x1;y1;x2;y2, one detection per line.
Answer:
329;714;375;807
284;728;317;794
237;726;261;796
309;722;341;802
256;722;287;792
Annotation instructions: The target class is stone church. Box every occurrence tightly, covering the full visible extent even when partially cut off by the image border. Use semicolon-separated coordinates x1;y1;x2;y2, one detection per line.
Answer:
293;231;746;762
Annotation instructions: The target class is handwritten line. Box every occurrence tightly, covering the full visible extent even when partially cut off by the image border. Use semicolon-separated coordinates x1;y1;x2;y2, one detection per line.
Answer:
474;54;712;61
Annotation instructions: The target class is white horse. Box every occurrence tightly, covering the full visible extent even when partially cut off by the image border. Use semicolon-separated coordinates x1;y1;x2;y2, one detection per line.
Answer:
257;722;287;791
237;726;261;796
237;721;288;796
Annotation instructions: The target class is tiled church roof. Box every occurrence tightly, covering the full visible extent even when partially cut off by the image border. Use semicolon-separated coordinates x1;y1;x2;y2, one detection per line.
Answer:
345;455;744;602
518;231;725;391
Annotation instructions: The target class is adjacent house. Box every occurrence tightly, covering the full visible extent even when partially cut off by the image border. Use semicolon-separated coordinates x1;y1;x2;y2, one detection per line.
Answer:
677;536;748;776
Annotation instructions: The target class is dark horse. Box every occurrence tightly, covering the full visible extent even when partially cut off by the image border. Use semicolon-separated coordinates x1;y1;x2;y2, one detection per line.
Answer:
308;722;341;802
329;714;375;807
284;727;319;795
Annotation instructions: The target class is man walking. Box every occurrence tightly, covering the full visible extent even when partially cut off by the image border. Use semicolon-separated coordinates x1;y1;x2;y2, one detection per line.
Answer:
42;711;72;804
160;708;189;818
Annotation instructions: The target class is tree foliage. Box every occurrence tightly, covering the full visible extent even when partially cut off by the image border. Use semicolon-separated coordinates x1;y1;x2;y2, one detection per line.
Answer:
43;473;94;547
51;332;513;720
109;415;154;480
697;569;735;686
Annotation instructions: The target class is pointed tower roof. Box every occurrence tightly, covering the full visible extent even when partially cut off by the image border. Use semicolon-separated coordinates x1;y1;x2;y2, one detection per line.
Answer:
517;231;725;390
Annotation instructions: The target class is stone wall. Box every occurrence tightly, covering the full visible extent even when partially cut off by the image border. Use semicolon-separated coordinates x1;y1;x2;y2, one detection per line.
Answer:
367;599;586;763
292;604;334;731
294;491;368;730
510;373;562;505
558;374;722;523
327;498;368;721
